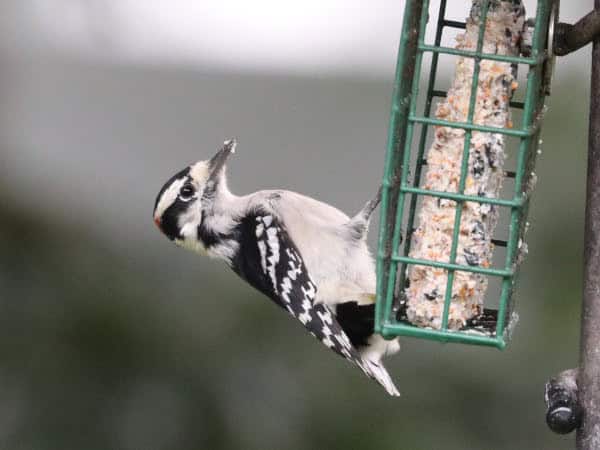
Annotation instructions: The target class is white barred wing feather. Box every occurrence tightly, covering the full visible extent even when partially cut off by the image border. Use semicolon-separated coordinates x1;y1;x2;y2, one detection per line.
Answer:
253;214;400;396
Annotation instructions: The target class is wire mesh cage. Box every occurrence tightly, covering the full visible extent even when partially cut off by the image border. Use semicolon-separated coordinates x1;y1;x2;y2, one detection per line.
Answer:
375;0;558;349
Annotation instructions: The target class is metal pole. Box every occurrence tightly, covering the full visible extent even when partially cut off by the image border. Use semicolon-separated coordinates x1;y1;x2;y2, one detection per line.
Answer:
576;1;600;448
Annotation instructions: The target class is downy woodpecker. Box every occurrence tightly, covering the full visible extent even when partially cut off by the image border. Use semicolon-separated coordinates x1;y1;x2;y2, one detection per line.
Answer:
153;139;400;396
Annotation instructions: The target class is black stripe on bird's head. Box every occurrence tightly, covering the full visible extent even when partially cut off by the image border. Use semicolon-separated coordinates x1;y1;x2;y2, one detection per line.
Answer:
153;166;193;241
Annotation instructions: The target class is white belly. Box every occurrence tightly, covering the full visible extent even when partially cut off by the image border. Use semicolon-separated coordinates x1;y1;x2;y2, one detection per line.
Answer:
275;192;377;306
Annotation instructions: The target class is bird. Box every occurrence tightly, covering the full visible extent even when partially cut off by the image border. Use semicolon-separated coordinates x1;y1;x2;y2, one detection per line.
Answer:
153;139;400;396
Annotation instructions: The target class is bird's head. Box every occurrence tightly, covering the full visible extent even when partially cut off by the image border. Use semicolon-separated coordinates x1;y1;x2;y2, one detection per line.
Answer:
152;139;236;250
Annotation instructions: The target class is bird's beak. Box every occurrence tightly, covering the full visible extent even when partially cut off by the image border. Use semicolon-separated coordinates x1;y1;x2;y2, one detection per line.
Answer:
208;138;236;182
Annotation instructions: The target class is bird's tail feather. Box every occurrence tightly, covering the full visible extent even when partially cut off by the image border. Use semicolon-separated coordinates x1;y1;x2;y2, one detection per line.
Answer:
347;186;383;240
354;185;382;222
361;359;400;397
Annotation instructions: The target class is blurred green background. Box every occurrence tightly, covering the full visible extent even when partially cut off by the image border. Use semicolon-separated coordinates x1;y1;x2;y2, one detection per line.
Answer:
0;1;592;449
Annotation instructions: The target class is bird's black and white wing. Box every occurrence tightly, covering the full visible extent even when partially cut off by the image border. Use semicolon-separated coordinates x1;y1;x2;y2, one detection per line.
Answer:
230;211;399;396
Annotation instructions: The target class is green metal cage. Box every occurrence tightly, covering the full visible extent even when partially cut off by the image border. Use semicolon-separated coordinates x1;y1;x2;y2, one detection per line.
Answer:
375;0;557;349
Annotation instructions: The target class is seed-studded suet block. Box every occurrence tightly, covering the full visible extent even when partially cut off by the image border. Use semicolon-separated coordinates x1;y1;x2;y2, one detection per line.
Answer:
406;1;527;330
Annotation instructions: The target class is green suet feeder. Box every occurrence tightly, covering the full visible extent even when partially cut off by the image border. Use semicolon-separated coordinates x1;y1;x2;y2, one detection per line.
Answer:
375;0;558;349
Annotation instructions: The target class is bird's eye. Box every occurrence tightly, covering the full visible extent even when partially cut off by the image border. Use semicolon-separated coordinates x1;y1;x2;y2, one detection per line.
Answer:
179;184;196;200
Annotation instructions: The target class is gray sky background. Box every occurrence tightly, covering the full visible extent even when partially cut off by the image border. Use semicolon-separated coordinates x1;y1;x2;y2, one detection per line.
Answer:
0;1;591;76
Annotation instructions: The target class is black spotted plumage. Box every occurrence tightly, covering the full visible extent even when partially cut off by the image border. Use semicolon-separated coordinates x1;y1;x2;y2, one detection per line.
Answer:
228;212;397;393
231;213;364;363
229;212;282;307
